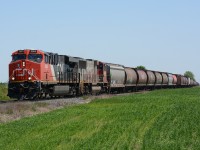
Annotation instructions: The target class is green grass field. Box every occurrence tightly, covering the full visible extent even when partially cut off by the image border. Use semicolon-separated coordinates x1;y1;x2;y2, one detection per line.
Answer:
0;83;10;100
0;87;200;149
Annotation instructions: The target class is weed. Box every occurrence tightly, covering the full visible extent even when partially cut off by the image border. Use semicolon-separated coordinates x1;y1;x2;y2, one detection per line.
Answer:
0;83;10;100
5;108;13;114
82;95;89;100
34;102;48;107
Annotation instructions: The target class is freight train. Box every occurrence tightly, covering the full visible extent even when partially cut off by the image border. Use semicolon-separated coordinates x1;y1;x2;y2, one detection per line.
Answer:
8;49;199;100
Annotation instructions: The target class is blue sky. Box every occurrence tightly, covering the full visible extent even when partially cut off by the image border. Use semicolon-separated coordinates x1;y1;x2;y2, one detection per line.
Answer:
0;0;200;82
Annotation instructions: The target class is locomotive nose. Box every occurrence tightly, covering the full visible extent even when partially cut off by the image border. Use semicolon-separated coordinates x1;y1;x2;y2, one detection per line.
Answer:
22;61;26;68
20;60;26;68
15;60;26;69
10;60;33;81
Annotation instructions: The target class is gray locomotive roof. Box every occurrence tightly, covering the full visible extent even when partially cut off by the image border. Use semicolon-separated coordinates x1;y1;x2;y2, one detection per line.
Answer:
58;55;80;63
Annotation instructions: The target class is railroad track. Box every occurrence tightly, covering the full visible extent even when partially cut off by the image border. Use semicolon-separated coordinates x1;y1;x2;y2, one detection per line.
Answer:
0;96;74;104
0;99;18;104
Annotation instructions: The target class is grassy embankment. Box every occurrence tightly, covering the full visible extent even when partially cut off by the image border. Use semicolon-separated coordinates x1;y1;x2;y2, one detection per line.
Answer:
0;83;10;100
0;87;200;149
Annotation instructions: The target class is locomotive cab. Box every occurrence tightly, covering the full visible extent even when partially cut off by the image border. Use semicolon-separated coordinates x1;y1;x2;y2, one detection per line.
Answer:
9;50;44;82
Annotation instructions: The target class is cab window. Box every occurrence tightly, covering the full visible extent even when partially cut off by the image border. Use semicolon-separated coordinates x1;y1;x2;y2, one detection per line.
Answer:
12;54;26;62
28;54;43;63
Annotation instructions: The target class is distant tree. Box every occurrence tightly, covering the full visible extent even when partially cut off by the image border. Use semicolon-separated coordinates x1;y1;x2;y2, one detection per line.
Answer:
136;65;146;70
184;71;196;81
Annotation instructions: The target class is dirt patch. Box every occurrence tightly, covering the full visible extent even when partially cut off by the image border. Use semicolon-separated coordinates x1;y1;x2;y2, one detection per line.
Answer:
0;96;92;123
0;91;148;123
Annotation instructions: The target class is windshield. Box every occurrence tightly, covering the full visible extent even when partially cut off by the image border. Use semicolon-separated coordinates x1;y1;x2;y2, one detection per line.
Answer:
28;54;43;63
12;54;26;62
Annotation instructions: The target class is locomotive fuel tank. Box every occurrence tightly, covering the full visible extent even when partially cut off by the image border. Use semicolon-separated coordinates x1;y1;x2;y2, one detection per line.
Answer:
52;85;70;96
92;86;101;93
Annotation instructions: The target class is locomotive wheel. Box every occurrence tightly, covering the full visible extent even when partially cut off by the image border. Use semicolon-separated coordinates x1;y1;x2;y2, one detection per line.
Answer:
18;95;25;101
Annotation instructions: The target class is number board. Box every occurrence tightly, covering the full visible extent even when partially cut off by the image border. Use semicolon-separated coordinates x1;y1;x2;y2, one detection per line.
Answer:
18;50;24;53
30;50;37;53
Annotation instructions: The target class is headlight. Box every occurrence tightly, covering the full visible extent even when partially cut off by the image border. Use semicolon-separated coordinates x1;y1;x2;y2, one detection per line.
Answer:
28;77;32;80
12;77;15;80
22;62;25;67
